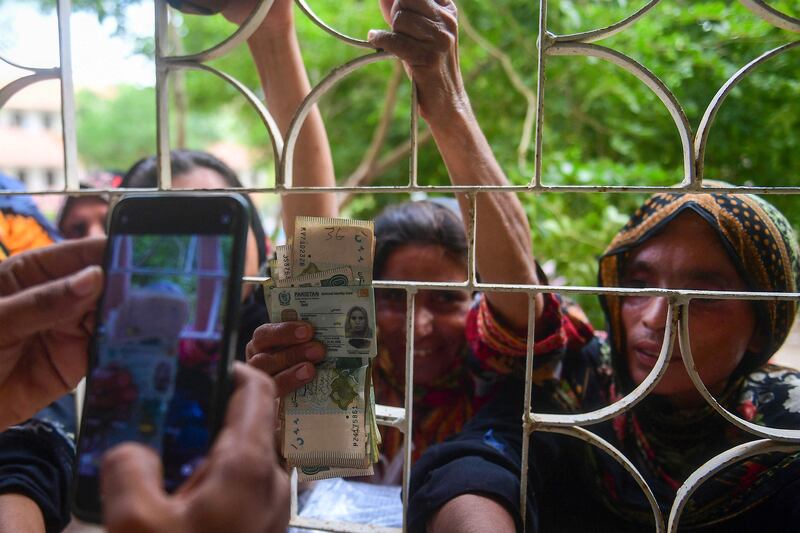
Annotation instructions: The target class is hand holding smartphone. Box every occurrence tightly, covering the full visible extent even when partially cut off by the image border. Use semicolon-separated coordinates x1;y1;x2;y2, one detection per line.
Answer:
72;194;249;522
100;364;290;533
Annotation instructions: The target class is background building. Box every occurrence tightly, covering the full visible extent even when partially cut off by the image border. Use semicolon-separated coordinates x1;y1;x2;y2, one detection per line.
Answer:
0;77;65;192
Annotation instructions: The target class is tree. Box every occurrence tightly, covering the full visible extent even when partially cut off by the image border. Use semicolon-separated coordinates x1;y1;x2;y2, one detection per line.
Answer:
75;84;223;172
76;85;157;171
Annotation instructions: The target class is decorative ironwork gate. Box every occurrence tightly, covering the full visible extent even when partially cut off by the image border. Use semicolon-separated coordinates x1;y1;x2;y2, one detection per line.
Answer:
1;1;798;531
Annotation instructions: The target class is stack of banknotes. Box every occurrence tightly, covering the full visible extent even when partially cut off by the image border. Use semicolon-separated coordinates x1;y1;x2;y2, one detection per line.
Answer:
265;216;380;481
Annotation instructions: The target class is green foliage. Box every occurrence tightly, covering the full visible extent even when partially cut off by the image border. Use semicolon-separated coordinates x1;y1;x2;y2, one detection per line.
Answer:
76;85;157;171
75;82;225;172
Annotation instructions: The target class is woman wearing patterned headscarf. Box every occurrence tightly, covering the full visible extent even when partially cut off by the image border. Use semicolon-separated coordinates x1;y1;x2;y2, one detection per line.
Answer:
409;188;800;532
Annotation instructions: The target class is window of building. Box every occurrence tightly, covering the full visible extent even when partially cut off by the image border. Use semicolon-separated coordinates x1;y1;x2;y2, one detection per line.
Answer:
12;112;24;127
45;170;57;188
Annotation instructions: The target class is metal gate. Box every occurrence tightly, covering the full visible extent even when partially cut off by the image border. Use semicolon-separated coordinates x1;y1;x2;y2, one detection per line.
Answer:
1;1;799;531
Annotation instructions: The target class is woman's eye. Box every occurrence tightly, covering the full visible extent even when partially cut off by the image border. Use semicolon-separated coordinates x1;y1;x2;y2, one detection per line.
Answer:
376;289;406;307
621;277;648;289
690;297;726;309
431;291;468;307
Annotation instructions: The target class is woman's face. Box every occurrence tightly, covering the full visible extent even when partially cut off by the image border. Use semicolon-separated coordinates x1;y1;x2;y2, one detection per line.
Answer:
60;197;109;239
620;211;761;406
349;309;367;334
173;168;260;296
376;244;470;387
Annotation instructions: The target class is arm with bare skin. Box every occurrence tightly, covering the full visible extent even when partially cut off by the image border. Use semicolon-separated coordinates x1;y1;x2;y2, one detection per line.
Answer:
222;0;338;236
368;0;543;330
427;495;516;533
0;239;104;533
101;364;290;532
368;3;541;531
0;494;45;533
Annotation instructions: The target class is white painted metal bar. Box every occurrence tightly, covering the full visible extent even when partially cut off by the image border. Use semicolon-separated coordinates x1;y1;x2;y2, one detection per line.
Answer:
402;290;416;532
537;425;666;532
0;69;60;109
554;0;662;43
546;41;695;186
281;51;392;188
166;0;275;63
3;1;798;531
9;183;800;196
154;0;173;190
290;468;299;520
409;82;419;187
250;276;800;306
295;0;375;49
466;192;477;286
519;294;537;525
695;41;800;181
531;0;549;187
668;439;800;532
168;61;284;164
375;404;406;431
739;0;800;33
678;302;800;442
56;0;79;191
532;301;679;427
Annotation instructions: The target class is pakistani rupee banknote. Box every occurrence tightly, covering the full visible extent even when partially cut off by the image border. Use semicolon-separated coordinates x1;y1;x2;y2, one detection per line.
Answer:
267;216;379;481
293;216;374;285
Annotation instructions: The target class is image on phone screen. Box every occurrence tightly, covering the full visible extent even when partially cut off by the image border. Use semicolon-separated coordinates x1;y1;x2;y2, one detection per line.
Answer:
76;232;233;492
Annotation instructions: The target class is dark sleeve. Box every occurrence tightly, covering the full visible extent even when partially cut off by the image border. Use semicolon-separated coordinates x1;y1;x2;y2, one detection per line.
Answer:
758;475;800;524
698;472;800;532
408;379;571;533
0;394;76;533
237;286;267;361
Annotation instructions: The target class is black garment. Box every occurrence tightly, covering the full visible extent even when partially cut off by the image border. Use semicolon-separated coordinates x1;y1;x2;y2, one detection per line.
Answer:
237;284;268;360
408;376;800;533
408;379;610;533
0;395;76;532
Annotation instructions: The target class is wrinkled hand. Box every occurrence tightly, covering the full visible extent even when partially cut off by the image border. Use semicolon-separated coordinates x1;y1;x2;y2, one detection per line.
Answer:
0;238;105;430
246;321;325;397
369;0;465;122
101;363;290;533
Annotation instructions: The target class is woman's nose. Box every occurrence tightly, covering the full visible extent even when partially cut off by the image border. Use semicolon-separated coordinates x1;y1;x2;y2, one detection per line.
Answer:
88;222;107;237
413;303;435;338
642;296;668;331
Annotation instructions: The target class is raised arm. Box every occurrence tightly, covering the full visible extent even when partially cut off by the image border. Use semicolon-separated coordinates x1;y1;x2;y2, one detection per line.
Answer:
223;0;338;236
368;0;543;328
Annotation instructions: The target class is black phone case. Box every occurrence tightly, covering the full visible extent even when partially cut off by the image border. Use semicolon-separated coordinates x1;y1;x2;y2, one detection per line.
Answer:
70;193;249;523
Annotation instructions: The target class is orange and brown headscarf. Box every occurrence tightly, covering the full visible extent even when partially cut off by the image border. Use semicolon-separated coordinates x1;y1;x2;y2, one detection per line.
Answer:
598;187;800;384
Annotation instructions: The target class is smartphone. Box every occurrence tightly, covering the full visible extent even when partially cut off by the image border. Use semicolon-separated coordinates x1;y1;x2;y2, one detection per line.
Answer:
72;194;249;522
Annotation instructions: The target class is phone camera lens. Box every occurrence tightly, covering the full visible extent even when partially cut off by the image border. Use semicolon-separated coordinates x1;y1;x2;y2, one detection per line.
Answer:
121;215;129;224
220;214;231;224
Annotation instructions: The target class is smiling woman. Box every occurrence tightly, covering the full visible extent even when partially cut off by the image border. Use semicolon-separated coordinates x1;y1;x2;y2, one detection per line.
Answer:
370;201;500;481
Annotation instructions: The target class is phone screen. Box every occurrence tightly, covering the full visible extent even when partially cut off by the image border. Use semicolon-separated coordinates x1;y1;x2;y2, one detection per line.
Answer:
76;232;233;492
73;196;247;520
